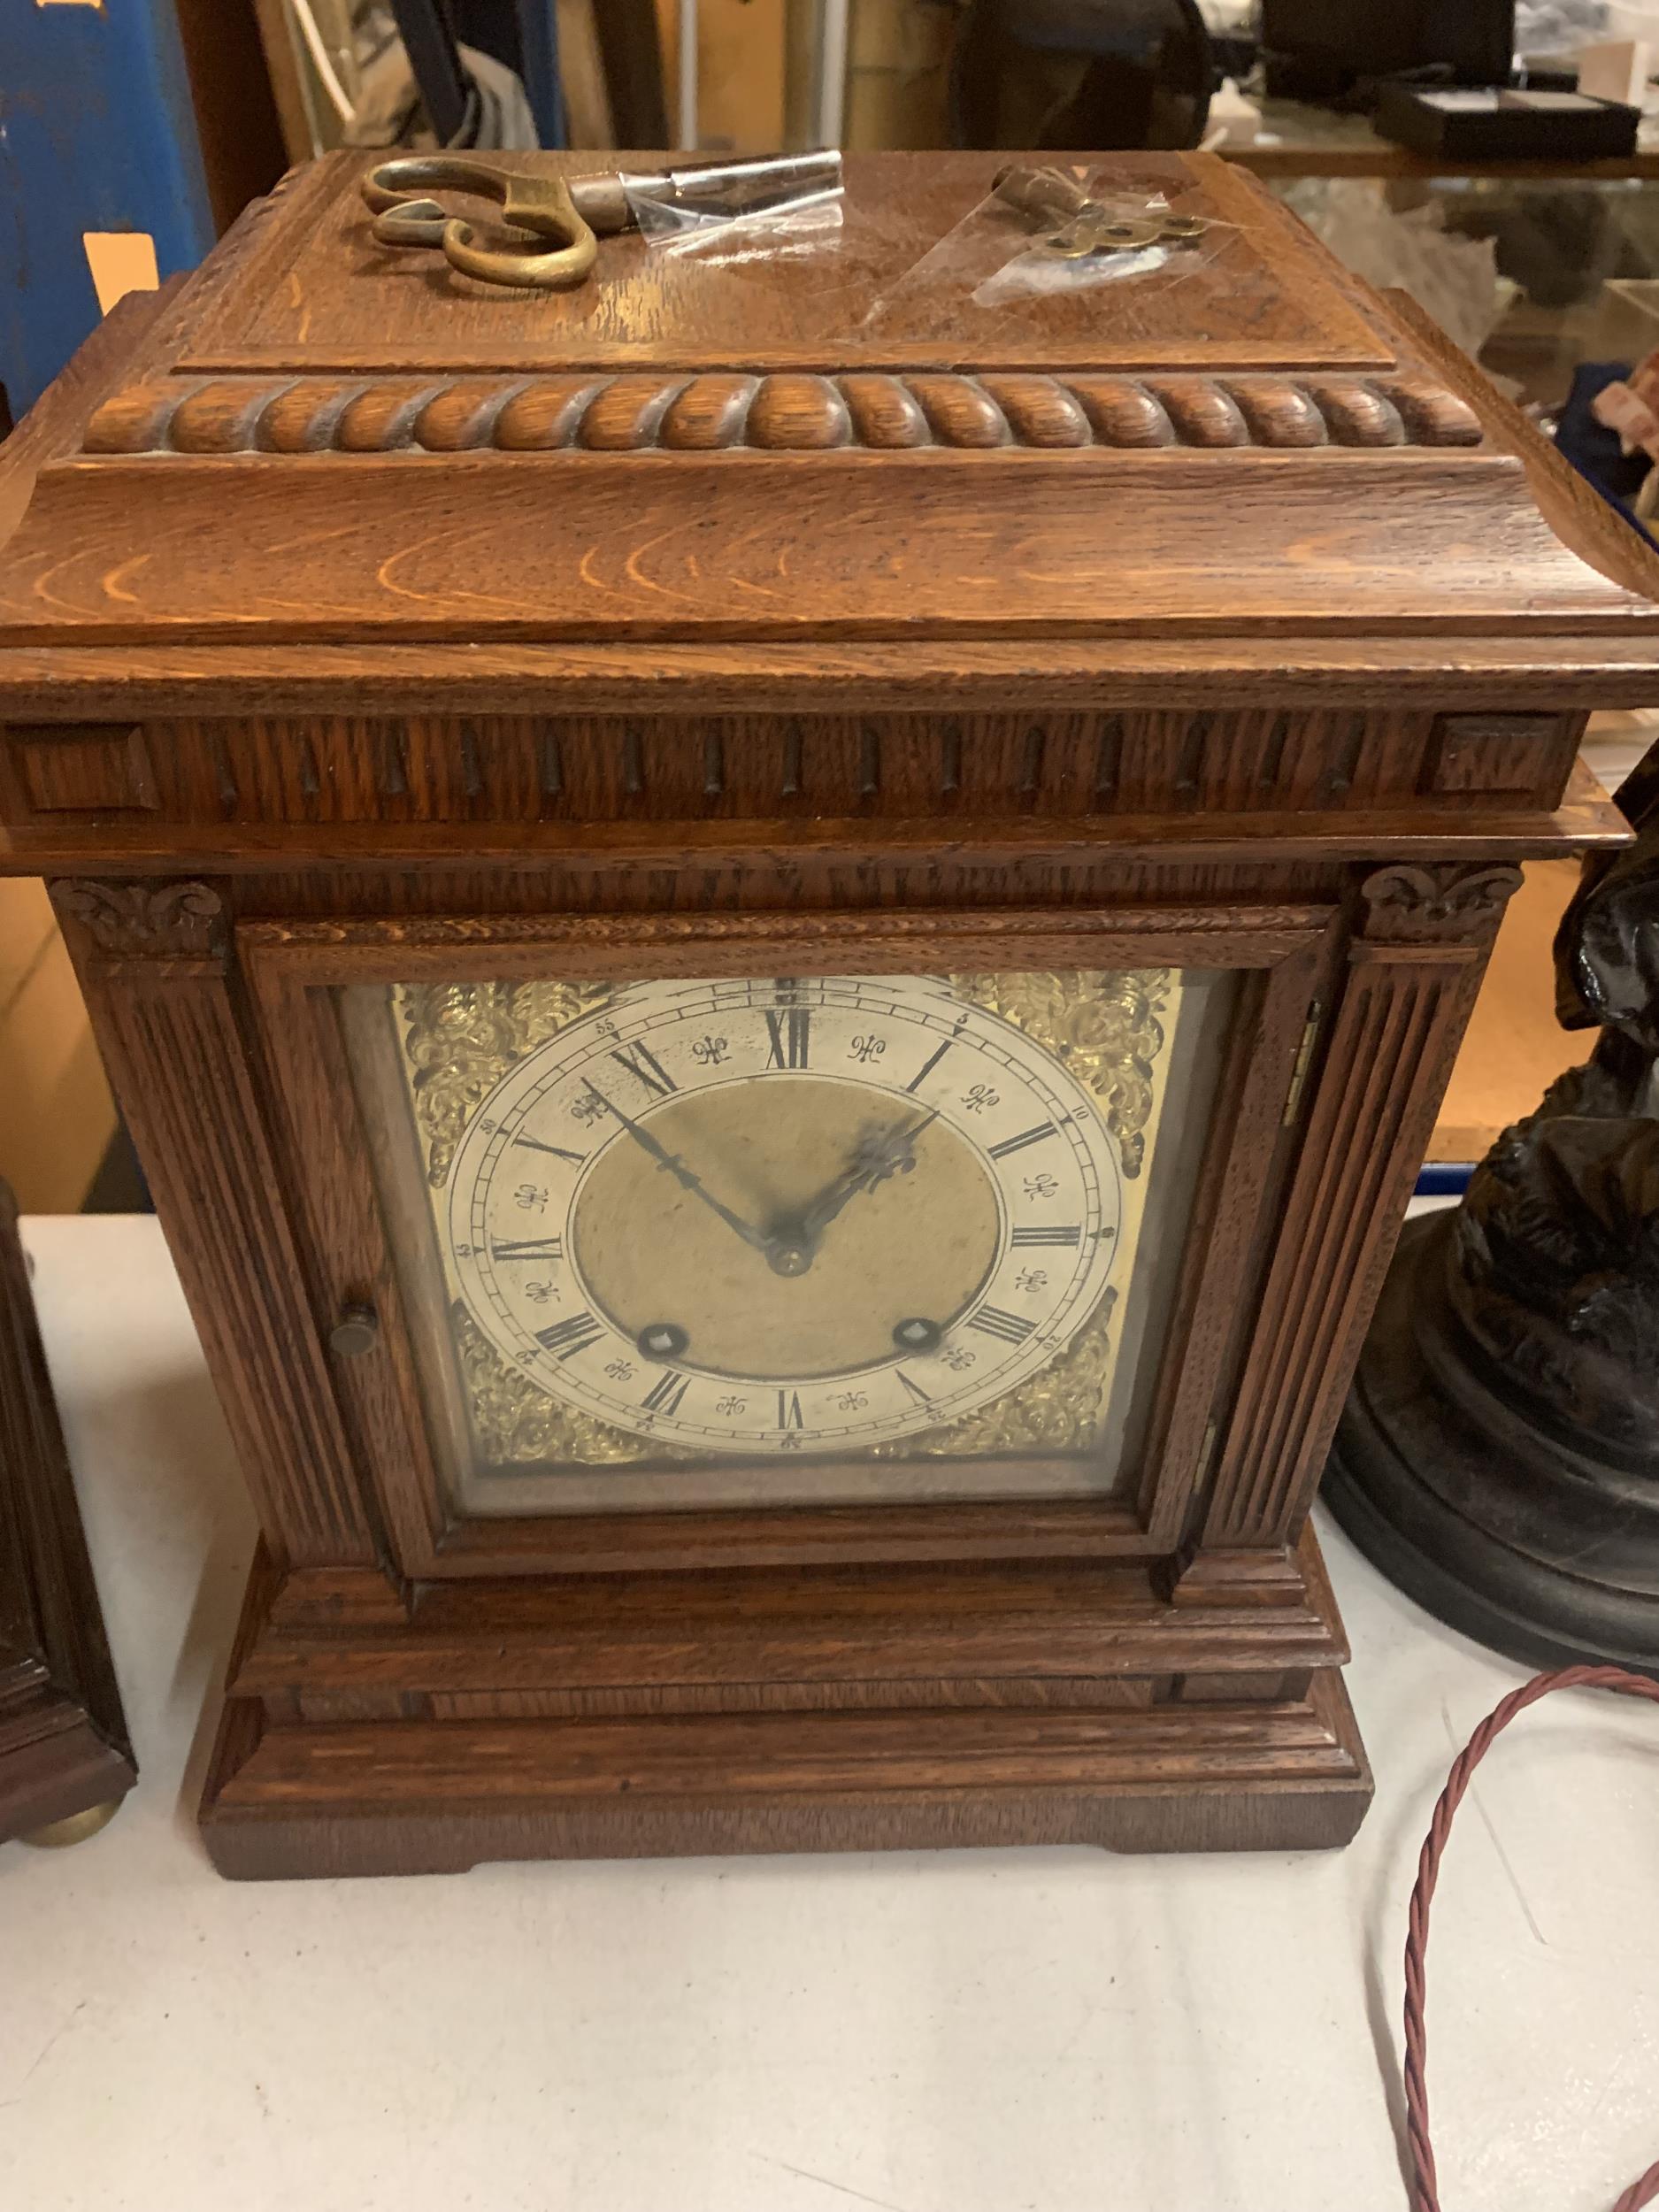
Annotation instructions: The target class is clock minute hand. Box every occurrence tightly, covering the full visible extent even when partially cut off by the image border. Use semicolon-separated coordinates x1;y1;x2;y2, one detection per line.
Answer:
582;1082;781;1261
584;1084;792;1274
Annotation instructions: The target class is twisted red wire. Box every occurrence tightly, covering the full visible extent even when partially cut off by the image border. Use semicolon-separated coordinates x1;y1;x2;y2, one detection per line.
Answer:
1404;1663;1659;2212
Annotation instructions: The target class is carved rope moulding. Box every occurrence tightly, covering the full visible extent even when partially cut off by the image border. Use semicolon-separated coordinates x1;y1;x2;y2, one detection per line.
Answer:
82;371;1485;457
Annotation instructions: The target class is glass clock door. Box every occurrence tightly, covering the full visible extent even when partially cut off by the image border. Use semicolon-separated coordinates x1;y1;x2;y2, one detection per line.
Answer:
340;965;1236;1515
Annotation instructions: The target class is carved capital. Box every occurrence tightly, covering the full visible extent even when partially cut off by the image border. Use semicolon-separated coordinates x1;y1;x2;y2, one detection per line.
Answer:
1358;863;1524;945
53;879;227;961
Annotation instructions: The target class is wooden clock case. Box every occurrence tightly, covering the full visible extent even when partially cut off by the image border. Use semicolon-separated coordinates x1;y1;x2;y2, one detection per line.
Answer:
0;1182;135;1845
0;152;1650;1878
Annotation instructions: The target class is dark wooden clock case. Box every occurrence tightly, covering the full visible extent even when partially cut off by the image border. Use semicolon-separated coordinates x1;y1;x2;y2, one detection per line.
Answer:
0;152;1651;1877
0;1182;135;1844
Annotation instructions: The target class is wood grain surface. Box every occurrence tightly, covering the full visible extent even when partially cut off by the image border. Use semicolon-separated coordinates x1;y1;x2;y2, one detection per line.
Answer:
203;1674;1372;1876
0;151;1647;1871
17;449;1649;650
81;369;1484;455
174;152;1394;374
4;155;1658;670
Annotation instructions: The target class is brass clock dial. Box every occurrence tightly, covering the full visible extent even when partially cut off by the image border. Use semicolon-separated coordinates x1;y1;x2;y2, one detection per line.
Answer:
446;976;1125;1455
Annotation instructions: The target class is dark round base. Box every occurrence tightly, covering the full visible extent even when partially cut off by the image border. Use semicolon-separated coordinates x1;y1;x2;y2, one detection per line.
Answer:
1322;1215;1659;1678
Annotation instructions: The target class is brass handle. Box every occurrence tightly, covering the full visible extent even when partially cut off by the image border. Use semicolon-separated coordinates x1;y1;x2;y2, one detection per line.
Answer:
361;157;599;289
329;1303;380;1357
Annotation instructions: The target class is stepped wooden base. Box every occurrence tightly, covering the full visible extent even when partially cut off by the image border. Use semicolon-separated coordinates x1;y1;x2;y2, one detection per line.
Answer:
202;1678;1370;1878
199;1531;1371;1878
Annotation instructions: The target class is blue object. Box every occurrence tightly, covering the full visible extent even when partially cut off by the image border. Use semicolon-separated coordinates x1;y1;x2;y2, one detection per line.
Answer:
0;0;215;419
438;0;566;146
512;0;565;150
1553;361;1655;546
1414;1162;1474;1197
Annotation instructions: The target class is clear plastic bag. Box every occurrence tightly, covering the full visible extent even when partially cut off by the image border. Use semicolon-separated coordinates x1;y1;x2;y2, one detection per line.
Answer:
619;151;845;264
972;188;1217;304
858;163;1228;331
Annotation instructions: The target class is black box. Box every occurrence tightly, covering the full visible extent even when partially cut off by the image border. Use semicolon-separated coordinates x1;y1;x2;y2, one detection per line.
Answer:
1373;83;1642;161
1262;0;1515;103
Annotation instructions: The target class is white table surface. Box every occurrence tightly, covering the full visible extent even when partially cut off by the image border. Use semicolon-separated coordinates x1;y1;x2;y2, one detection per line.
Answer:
3;1213;1656;2212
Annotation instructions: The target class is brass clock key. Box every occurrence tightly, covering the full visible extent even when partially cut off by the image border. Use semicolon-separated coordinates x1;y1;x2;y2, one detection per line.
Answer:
990;162;1210;259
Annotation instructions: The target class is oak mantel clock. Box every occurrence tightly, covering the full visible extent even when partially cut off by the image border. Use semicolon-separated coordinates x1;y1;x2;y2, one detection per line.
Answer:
0;151;1651;1878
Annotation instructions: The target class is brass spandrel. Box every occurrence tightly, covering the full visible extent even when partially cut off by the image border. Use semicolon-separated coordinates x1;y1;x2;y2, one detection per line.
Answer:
872;1289;1120;1460
399;979;615;1187
456;1302;680;1466
949;970;1171;1176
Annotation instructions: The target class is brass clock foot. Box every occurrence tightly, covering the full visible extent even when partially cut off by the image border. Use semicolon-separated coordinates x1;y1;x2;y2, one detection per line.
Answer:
21;1799;123;1848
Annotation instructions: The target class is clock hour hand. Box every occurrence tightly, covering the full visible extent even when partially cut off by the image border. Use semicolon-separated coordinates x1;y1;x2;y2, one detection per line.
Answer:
581;1082;787;1264
795;1107;942;1245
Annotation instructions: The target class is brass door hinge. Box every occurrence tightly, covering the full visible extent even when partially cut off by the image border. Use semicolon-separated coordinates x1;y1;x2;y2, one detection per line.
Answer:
1195;1413;1219;1487
1282;1001;1323;1126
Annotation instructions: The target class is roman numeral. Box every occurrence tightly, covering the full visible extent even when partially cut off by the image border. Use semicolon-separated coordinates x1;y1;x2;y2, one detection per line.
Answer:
968;1304;1034;1346
641;1371;690;1416
534;1310;604;1360
777;1388;805;1429
514;1134;585;1165
895;1370;932;1409
1010;1225;1081;1248
611;1041;677;1096
492;1236;564;1259
988;1122;1057;1161
764;1007;811;1069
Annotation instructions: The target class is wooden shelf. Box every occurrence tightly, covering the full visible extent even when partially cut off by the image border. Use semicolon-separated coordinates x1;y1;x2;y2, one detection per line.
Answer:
1225;143;1659;182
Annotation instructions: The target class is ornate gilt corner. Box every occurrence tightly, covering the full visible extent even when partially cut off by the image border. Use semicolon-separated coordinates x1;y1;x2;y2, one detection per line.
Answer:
873;1288;1120;1459
396;980;615;1186
952;969;1172;1176
456;1305;672;1465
